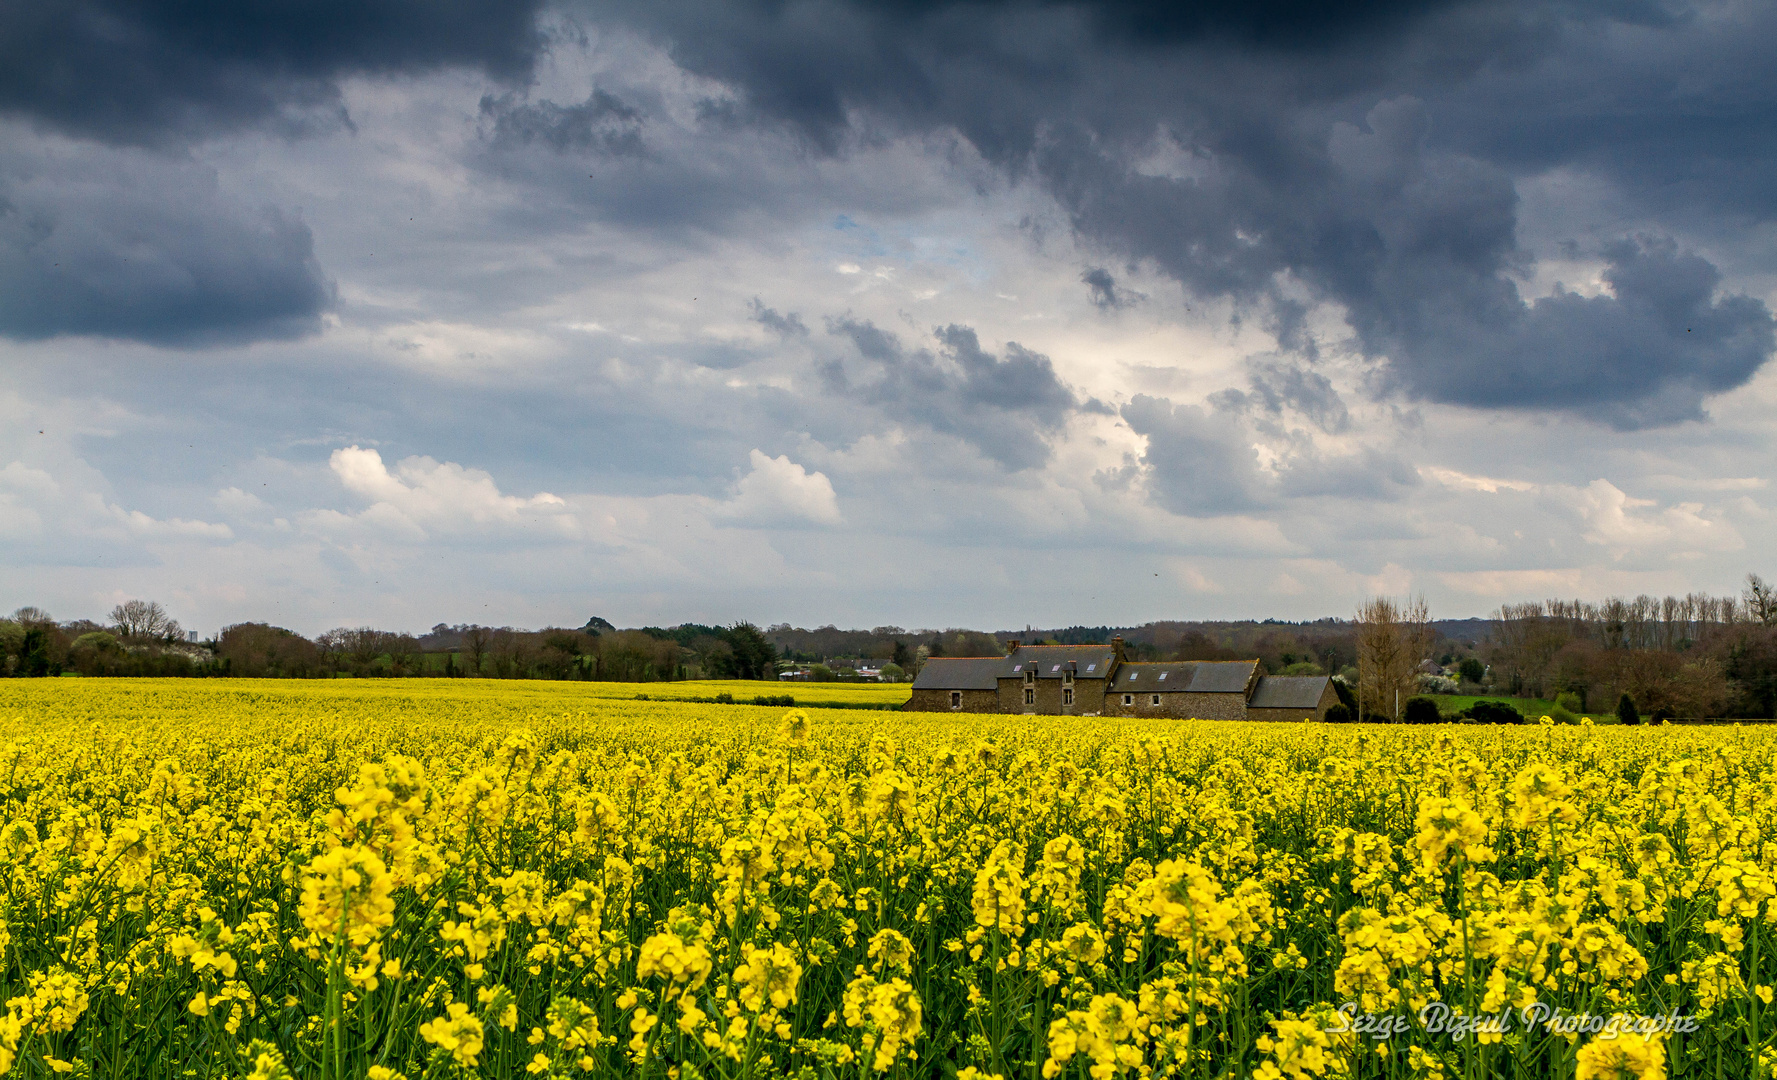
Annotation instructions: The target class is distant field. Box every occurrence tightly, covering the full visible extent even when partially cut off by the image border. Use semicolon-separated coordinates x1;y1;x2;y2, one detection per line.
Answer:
35;675;911;713
591;677;910;707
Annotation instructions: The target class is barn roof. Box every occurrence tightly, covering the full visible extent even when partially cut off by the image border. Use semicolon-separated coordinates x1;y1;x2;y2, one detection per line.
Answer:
1110;662;1198;689
1113;659;1258;692
1248;675;1332;709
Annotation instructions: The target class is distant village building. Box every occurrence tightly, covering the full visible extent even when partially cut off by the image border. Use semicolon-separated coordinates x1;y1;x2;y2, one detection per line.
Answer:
906;637;1336;721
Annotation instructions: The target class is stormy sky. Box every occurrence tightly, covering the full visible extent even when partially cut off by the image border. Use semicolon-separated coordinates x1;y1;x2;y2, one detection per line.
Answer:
3;0;1775;634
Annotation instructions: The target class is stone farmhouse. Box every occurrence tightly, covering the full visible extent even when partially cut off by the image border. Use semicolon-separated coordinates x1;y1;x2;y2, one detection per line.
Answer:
905;637;1336;721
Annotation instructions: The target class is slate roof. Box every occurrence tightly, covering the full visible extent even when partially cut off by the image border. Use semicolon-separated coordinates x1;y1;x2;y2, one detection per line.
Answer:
1109;662;1198;690
1248;675;1332;709
1005;645;1119;679
1189;659;1260;693
912;657;1007;691
1112;659;1259;693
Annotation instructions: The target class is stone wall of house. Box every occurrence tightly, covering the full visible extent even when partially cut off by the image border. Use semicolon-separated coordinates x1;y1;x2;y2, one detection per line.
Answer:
1073;678;1109;715
905;688;1001;713
1103;690;1245;719
1103;691;1242;720
994;677;1109;714
1175;691;1250;720
1245;683;1338;723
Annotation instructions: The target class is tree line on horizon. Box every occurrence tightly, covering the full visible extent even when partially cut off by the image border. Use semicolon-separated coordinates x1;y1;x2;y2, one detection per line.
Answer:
5;575;1777;717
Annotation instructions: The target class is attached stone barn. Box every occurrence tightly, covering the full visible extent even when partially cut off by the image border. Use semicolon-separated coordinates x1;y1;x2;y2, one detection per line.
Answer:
1244;675;1338;721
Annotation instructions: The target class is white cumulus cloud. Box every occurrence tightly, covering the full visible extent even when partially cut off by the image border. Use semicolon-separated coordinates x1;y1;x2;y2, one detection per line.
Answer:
718;449;842;527
321;446;575;539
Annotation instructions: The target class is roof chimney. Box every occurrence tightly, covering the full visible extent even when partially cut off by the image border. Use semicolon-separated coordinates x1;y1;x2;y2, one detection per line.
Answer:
1111;635;1126;662
1007;639;1020;653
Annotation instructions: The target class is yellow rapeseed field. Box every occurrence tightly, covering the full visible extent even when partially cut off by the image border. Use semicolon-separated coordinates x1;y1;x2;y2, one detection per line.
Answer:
0;679;1770;1079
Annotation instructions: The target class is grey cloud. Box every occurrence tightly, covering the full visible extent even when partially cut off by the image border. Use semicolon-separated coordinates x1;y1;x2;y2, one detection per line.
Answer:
480;89;646;157
1119;394;1262;516
1217;360;1351;433
578;0;1777;425
1275;446;1420;501
0;142;332;345
1379;235;1776;426
0;0;547;146
1121;389;1416;516
825;317;1084;470
1081;266;1144;310
749;298;809;337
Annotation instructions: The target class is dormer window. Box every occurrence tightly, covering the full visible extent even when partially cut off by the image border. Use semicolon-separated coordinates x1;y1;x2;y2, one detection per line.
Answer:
1025;667;1035;685
1063;666;1074;685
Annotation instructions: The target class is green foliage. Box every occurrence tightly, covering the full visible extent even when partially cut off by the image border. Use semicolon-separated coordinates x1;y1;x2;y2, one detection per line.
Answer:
1402;695;1443;725
1464;700;1525;725
1617;692;1642;726
1458;657;1486;684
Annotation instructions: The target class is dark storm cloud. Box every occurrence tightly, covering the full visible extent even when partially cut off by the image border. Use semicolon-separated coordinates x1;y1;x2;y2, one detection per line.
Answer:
1081;267;1143;311
0;146;332;345
581;0;1777;425
480;89;646;157
823;317;1088;470
1380;235;1775;427
0;0;549;145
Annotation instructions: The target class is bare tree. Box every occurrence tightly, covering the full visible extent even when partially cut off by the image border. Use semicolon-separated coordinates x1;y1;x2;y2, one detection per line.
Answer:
111;599;181;641
1356;595;1430;722
1747;573;1777;627
461;625;491;677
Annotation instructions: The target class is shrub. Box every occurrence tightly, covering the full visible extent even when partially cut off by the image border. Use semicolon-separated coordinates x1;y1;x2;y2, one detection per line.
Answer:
1322;703;1354;724
1616;692;1641;726
1464;700;1524;725
1549;704;1582;725
1418;675;1459;695
1457;657;1486;684
1402;696;1443;725
1556;690;1585;714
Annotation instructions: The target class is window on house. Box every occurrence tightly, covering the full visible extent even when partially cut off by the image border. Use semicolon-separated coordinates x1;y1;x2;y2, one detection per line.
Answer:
1063;667;1074;684
950;691;961;709
1063;687;1074;706
1152;694;1161;706
1122;694;1133;706
1025;687;1035;706
1025;667;1035;685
